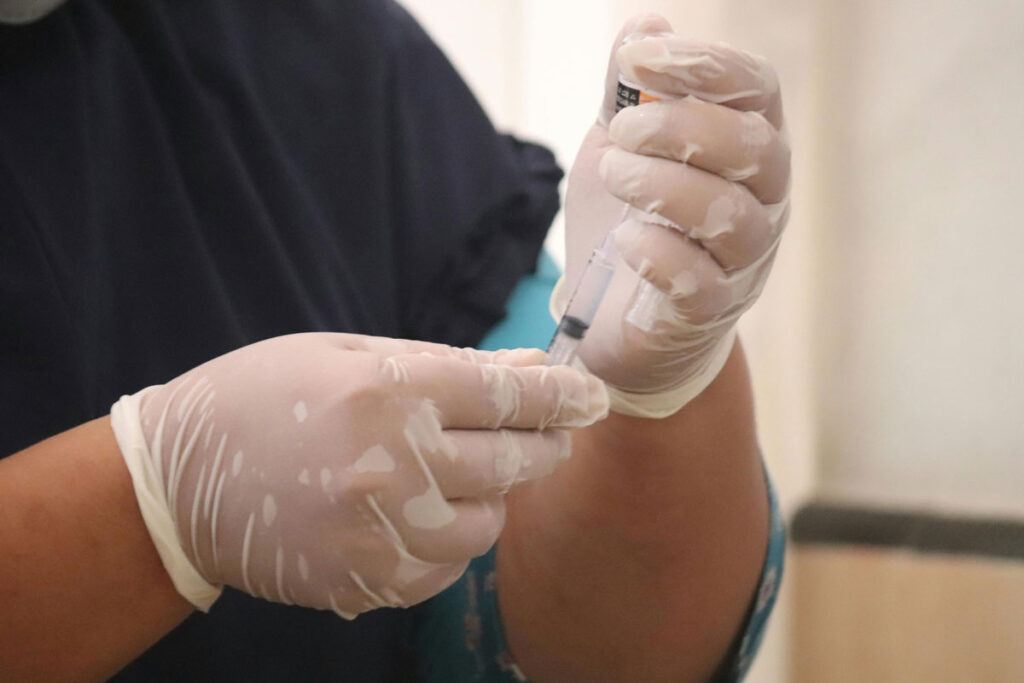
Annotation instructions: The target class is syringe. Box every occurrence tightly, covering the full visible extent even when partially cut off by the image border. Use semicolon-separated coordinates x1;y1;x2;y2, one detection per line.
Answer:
546;77;669;366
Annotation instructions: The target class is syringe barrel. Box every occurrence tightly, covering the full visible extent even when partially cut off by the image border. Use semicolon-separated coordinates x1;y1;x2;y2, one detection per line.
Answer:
564;231;618;325
545;70;673;366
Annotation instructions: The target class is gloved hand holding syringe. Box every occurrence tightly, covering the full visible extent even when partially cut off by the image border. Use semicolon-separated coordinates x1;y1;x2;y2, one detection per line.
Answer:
546;74;671;366
547;18;790;418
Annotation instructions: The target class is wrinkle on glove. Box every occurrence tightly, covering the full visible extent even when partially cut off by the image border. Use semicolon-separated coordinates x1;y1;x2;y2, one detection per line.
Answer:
110;333;607;614
558;14;791;417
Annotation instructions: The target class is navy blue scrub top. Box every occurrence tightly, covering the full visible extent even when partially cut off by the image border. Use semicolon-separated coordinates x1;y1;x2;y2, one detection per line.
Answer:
0;1;561;680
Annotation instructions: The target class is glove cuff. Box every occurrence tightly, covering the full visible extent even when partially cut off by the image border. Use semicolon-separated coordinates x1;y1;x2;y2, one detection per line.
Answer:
549;273;736;418
110;389;222;611
605;329;736;418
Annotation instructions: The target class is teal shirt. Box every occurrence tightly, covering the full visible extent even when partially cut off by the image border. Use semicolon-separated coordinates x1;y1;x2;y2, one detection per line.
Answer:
476;249;561;353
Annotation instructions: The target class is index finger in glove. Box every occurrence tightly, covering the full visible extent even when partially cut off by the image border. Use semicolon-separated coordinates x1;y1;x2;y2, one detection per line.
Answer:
384;353;609;430
617;35;785;130
328;333;546;367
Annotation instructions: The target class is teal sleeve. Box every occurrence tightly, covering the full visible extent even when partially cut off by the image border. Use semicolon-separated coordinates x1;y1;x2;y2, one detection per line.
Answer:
416;250;785;682
732;477;786;682
475;249;560;353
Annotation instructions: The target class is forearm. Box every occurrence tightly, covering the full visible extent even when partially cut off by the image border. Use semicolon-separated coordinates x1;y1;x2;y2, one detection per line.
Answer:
498;341;769;682
0;417;193;682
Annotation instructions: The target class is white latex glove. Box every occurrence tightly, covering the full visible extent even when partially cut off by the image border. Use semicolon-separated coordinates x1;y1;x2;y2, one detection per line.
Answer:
110;333;608;617
557;14;791;417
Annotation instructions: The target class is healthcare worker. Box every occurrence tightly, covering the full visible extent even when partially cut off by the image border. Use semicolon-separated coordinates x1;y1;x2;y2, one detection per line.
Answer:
0;2;788;681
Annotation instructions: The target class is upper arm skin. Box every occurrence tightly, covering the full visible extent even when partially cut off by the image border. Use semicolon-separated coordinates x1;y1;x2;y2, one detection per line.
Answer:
497;340;769;682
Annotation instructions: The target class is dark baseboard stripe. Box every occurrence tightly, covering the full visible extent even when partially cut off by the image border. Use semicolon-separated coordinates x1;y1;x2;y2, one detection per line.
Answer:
790;502;1024;561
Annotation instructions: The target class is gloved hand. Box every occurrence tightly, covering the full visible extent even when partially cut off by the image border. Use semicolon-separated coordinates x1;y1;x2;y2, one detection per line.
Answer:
557;14;791;418
110;333;607;617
